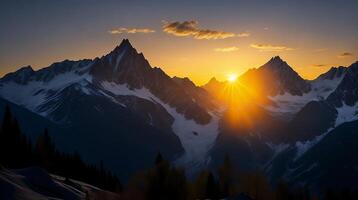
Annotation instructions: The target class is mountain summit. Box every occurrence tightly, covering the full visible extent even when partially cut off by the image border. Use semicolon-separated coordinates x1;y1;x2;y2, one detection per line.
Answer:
0;39;220;179
239;56;311;96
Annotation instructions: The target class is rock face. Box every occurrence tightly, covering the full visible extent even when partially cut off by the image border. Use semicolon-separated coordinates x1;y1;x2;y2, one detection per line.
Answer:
315;66;347;80
239;56;311;96
2;37;358;193
0;167;121;200
204;58;358;193
90;39;212;124
0;39;220;180
327;61;358;107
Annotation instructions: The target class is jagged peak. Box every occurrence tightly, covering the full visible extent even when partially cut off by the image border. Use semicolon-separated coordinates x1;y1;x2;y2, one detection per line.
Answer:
266;56;286;66
17;65;34;73
271;56;284;62
348;60;358;69
111;39;134;54
1;65;35;83
172;76;196;88
316;66;347;80
208;77;219;84
209;77;217;81
202;77;224;88
260;56;298;74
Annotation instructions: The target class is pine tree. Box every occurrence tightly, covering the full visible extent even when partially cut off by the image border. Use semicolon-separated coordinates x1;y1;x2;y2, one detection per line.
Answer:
206;172;219;200
218;154;235;198
35;128;56;168
0;105;12;166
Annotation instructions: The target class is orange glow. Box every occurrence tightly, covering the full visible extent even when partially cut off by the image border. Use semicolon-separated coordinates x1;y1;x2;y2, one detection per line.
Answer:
206;74;274;134
227;74;238;82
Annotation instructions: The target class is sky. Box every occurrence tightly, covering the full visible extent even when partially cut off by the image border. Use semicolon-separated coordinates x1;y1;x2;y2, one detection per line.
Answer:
0;0;357;85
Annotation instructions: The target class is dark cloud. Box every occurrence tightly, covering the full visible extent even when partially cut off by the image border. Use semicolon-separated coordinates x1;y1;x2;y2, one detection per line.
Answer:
313;64;326;67
162;20;249;40
338;52;353;58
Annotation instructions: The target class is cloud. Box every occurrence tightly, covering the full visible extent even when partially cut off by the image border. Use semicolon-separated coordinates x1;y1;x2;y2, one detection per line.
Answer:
237;32;250;37
313;64;326;67
109;27;155;34
338;52;353;58
162;20;249;40
250;43;294;51
264;27;269;30
214;46;239;52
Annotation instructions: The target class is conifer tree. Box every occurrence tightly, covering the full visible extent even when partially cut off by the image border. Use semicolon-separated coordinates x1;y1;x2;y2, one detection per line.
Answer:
218;154;235;198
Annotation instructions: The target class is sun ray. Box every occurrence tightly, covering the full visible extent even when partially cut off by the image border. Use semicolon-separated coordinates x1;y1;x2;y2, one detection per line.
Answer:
227;74;238;83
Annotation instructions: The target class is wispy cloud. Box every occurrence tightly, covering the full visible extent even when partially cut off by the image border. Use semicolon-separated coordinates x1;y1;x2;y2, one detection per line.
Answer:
214;46;239;52
237;32;250;37
109;27;155;34
264;27;269;31
338;52;353;58
313;64;326;67
250;43;294;52
162;20;249;40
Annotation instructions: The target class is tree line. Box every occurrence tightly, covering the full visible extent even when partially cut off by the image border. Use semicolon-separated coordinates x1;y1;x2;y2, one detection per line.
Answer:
0;105;122;192
1;105;358;200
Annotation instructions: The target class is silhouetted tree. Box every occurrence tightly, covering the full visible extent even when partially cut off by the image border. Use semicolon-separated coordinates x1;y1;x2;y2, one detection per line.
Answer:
218;154;236;198
206;171;220;199
0;106;122;193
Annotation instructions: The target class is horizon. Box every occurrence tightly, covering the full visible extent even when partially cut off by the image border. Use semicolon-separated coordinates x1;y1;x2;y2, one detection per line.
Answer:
2;1;358;198
1;38;357;86
1;0;358;85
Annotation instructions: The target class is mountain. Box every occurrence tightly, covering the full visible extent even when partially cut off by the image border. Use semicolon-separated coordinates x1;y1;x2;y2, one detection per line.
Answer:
289;119;358;191
202;77;226;98
264;61;358;191
239;56;311;97
327;61;358;107
261;61;346;118
172;76;218;111
315;66;347;80
204;59;358;192
266;119;358;192
203;56;334;118
0;39;222;180
2;38;358;193
0;97;64;141
0;167;120;200
280;100;337;143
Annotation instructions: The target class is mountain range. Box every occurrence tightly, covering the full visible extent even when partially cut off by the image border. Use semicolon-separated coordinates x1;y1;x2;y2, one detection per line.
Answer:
1;39;358;191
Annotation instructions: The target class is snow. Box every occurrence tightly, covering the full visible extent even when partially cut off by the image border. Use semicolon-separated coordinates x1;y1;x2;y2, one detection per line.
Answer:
1;77;220;170
101;81;154;102
266;142;290;155
100;81;220;170
0;66;93;115
290;162;318;180
264;143;289;172
294;128;333;161
167;109;219;169
0;167;83;200
114;50;126;72
0;167;120;200
266;76;344;117
335;102;358;126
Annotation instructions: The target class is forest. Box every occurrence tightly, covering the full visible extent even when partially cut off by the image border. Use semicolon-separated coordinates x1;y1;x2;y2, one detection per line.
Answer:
0;105;357;200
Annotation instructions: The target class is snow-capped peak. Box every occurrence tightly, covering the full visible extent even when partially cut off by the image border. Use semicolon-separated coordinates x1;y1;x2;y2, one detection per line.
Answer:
315;66;347;81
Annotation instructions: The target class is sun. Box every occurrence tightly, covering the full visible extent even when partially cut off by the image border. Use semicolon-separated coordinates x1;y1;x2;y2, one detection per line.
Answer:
227;74;238;83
